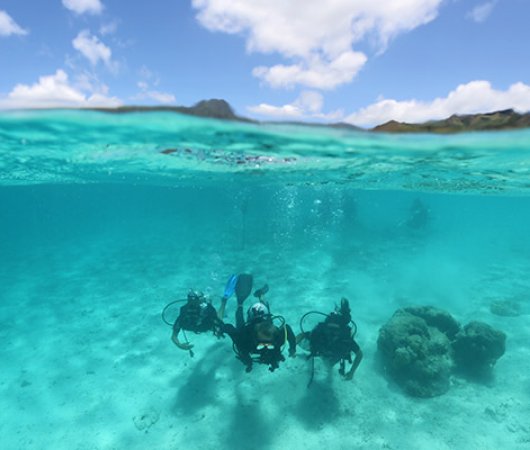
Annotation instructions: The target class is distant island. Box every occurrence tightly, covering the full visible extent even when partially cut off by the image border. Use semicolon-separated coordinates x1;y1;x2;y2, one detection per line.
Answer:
92;100;530;133
91;99;252;122
372;109;530;133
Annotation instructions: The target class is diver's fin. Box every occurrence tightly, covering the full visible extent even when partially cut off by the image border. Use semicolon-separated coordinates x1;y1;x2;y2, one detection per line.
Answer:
223;274;239;300
235;273;253;304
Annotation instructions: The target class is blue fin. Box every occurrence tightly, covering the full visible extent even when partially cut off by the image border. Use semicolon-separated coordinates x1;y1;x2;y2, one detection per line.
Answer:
223;274;239;299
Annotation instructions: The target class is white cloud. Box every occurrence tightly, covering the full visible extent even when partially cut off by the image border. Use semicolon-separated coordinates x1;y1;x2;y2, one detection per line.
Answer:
99;20;118;36
248;90;343;120
345;81;530;127
0;69;122;109
138;65;161;87
468;1;496;23
192;0;443;89
132;66;175;104
72;30;113;68
295;91;324;114
248;103;301;118
62;0;103;15
253;51;367;90
133;90;176;104
147;91;176;103
133;82;175;105
73;71;112;97
0;10;28;36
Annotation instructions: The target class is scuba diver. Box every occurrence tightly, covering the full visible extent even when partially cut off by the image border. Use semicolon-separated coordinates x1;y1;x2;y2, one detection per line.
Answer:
406;198;431;230
161;275;240;356
222;274;297;373
298;298;362;386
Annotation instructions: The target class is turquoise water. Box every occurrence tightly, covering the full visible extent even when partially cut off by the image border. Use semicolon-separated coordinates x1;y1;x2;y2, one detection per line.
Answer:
1;110;530;449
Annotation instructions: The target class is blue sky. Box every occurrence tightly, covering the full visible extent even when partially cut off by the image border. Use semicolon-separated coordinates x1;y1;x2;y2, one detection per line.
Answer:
1;0;529;126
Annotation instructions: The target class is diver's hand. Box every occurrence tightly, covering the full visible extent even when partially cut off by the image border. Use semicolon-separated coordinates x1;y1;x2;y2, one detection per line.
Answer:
213;328;225;339
288;349;296;358
295;332;307;345
245;365;253;373
344;370;354;380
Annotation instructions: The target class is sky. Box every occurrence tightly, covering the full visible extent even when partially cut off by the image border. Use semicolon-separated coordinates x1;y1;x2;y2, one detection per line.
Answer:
1;0;530;127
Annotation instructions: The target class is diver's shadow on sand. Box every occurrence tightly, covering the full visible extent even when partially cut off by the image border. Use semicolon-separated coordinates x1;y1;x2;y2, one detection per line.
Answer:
294;361;340;429
171;343;227;416
223;390;274;450
219;358;275;450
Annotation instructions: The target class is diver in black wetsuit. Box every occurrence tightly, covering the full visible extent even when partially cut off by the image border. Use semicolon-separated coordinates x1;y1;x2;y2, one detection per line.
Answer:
169;290;225;352
298;298;362;383
406;198;431;230
222;276;296;372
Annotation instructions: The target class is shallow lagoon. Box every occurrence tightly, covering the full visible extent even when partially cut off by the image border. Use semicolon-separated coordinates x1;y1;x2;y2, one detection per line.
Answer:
1;111;529;449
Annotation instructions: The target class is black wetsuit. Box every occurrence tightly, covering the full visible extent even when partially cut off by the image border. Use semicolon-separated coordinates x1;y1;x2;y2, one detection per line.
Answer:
309;314;360;366
224;317;296;372
173;301;219;335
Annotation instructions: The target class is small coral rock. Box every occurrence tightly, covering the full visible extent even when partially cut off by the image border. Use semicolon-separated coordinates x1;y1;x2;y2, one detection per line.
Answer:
452;321;506;375
490;300;521;317
378;308;454;397
404;306;461;339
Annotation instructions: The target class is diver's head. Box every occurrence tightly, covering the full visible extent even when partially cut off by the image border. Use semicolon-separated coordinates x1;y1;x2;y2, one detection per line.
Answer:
187;290;206;305
339;298;351;314
332;297;351;322
247;302;270;322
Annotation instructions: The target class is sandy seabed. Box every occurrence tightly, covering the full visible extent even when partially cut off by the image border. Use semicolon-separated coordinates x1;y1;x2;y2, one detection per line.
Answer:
1;220;529;450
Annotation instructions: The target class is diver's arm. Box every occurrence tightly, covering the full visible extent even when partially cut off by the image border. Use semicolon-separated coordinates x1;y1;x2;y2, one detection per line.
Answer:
295;331;310;344
171;319;193;351
221;323;237;339
286;324;297;357
345;341;363;380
